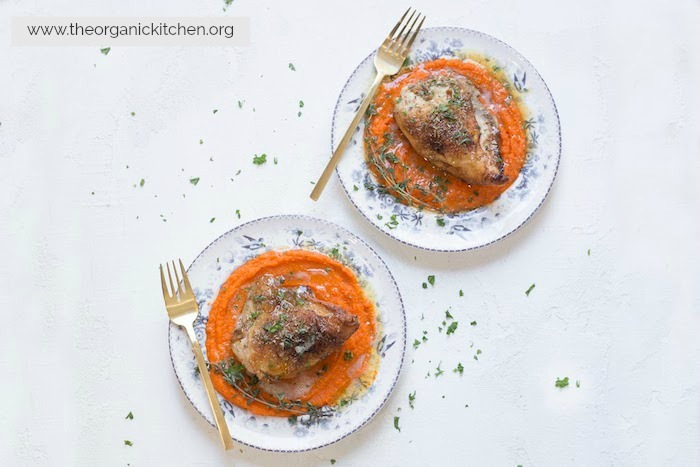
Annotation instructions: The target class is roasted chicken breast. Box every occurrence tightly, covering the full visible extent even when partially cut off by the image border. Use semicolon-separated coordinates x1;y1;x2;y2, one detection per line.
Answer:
394;70;507;185
230;275;359;380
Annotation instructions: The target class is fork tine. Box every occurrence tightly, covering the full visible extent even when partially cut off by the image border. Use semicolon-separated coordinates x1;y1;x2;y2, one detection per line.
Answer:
395;12;420;52
392;9;416;48
179;259;192;295
172;260;181;294
387;7;410;40
159;264;171;299
166;262;176;297
400;14;425;57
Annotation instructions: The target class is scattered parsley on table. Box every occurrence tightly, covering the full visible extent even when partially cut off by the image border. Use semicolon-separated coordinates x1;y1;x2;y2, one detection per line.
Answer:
453;363;464;375
288;62;296;71
100;47;110;55
408;391;416;409
427;275;435;286
189;177;200;185
393;416;400;432
124;440;133;446
253;154;267;165
555;377;569;388
525;283;535;296
125;412;134;420
446;322;458;335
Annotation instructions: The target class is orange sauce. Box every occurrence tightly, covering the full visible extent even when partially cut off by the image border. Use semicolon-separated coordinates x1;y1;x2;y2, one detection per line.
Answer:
365;57;528;213
205;249;378;417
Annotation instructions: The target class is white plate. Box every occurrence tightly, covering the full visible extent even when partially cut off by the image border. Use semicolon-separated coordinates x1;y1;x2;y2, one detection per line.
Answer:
333;27;561;251
168;215;406;452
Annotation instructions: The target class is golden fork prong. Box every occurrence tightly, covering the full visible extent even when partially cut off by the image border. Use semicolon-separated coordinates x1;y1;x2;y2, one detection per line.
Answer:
172;260;181;295
401;15;425;56
383;8;410;48
159;265;171;300
166;262;176;298
179;259;192;295
391;10;416;50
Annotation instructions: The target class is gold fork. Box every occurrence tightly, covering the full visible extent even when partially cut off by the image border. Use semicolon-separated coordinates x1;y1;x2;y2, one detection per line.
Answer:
310;7;425;201
160;259;234;450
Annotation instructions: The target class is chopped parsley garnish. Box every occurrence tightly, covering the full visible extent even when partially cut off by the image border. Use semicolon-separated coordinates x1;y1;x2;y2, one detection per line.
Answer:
235;209;241;219
434;362;444;377
446;322;458;335
288;62;296;71
252;154;267;165
384;215;399;229
393;416;400;432
525;283;535;296
199;139;203;145
249;310;260;320
453;363;464;375
139;179;145;187
576;380;581;388
555;377;569;388
125;412;134;420
100;47;110;55
427;275;435;286
213;109;218;114
130;112;135;117
436;217;446;227
210;217;215;223
413;339;421;349
299;100;304;108
459;289;464;297
353;185;359;191
264;320;283;333
189;177;200;185
408;391;416;409
343;350;354;361
330;460;336;465
470;321;477;326
445;310;453;319
124;440;133;446
422;282;427;289
237;100;243;108
588;249;591;256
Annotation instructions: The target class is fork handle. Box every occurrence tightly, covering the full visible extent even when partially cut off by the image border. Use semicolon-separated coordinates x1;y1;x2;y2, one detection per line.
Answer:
185;326;235;450
310;72;386;201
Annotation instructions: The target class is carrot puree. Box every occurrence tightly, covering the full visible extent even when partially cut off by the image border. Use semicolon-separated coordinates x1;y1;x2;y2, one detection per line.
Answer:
365;57;528;213
206;249;378;417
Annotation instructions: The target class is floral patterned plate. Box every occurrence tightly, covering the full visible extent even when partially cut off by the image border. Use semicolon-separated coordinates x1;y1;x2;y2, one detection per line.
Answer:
333;27;561;251
168;215;406;452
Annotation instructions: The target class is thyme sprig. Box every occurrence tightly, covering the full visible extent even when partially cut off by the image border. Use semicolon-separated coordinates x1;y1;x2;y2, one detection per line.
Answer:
364;130;447;212
212;358;337;425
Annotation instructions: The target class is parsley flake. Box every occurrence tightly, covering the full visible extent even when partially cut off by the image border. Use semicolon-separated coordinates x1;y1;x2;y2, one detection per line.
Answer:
393;416;400;432
525;283;535;296
453;363;464;375
288;62;296;71
190;177;200;185
124;440;133;446
253;154;267;165
408;391;416;409
427;275;435;286
446;322;458;335
100;47;111;55
125;412;134;420
555;377;569;388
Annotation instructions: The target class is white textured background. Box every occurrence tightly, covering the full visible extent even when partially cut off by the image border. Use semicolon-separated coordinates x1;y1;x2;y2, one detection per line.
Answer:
1;0;699;465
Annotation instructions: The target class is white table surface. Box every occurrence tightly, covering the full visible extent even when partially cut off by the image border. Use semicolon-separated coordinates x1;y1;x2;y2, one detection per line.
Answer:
2;0;699;465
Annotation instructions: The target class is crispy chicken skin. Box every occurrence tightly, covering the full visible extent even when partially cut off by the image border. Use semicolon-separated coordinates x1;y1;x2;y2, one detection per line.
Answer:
394;70;507;185
230;275;359;380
